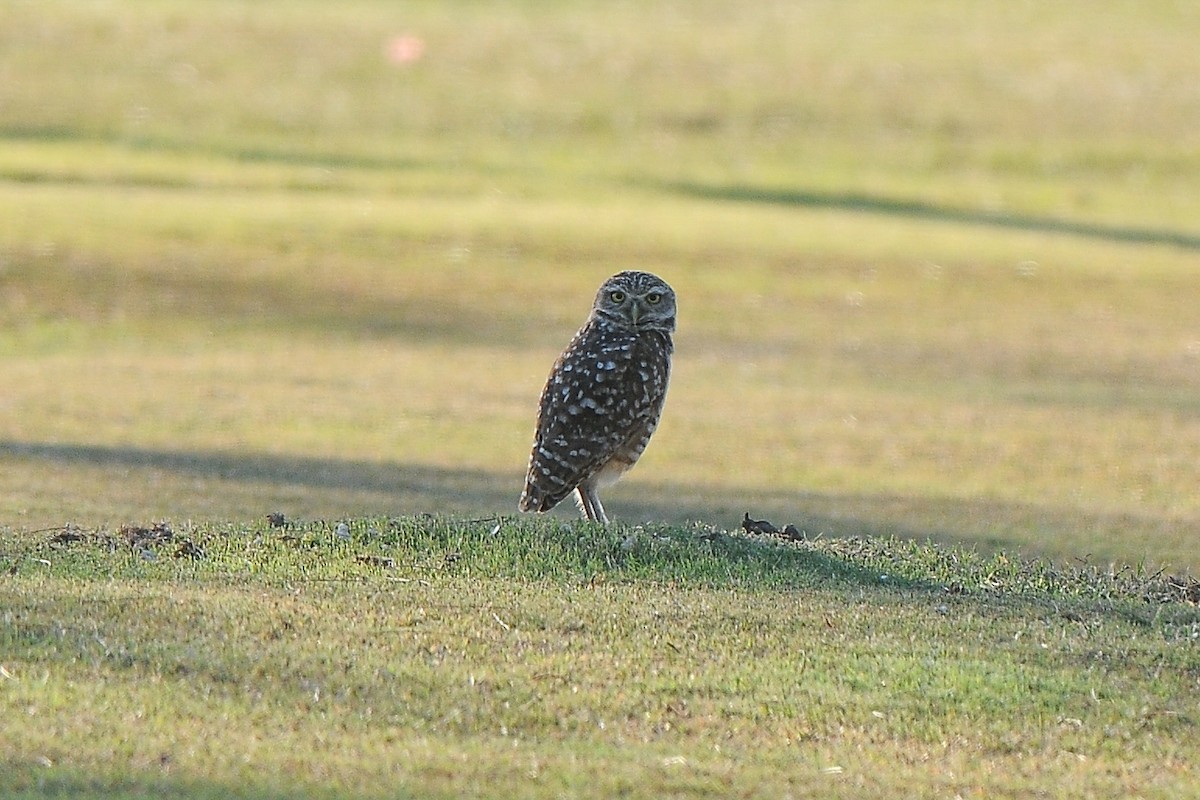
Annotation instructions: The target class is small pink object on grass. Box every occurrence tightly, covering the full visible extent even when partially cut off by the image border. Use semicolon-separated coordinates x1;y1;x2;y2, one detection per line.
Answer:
386;35;425;65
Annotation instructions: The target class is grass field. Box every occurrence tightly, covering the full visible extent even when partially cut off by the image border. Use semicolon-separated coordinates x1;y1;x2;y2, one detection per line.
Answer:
2;0;1199;796
2;519;1198;798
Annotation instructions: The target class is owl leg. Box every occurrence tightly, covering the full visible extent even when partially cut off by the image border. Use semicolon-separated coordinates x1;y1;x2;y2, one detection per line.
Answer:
575;484;609;524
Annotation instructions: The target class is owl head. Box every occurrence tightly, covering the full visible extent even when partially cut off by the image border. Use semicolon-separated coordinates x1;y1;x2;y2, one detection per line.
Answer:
591;271;676;333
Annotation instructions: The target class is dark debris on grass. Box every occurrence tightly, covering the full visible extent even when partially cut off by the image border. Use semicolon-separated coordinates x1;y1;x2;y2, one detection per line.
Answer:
33;521;206;562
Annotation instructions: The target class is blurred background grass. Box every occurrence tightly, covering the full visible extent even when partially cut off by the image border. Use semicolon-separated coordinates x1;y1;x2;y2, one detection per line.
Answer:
2;0;1198;570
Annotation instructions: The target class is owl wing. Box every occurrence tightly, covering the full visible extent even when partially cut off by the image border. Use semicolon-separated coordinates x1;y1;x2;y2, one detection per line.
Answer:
520;325;663;512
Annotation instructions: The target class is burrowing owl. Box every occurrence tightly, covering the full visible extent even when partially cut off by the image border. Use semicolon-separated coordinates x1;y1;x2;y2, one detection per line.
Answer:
519;271;676;523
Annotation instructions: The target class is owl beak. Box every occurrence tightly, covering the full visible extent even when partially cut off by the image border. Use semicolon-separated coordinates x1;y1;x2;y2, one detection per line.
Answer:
629;302;642;326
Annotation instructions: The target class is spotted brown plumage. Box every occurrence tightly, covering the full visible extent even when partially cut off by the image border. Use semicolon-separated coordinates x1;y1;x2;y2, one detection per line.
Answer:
519;271;676;523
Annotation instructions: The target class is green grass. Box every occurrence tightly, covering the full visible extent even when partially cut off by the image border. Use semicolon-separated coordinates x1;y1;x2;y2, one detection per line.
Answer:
2;518;1198;799
3;1;1200;795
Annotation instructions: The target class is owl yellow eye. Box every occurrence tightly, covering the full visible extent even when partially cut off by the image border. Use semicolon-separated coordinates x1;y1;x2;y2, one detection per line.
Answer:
645;292;662;304
609;290;626;303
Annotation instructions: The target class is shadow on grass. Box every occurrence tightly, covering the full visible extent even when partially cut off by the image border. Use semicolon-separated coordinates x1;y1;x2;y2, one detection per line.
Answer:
0;440;518;511
366;513;899;592
660;180;1200;251
6;438;1192;576
6;254;550;348
0;126;433;176
7;440;1198;615
0;440;967;539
